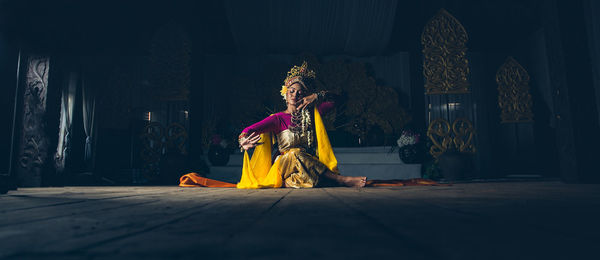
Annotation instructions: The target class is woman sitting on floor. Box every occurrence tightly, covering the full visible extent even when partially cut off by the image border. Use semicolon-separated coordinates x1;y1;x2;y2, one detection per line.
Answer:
236;61;366;188
180;62;441;189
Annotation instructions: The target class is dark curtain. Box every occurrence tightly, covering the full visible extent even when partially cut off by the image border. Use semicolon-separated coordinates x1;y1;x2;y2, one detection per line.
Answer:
81;76;96;170
224;0;398;55
55;68;97;175
55;71;77;173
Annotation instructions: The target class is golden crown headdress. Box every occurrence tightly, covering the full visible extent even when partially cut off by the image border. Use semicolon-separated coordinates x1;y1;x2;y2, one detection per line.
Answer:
280;61;316;99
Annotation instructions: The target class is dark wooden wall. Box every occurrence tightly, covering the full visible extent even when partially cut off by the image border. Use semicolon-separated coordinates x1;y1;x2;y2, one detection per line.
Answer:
2;0;600;185
0;34;19;191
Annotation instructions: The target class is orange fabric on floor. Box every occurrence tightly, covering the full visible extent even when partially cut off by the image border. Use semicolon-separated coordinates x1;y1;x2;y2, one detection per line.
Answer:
179;173;237;188
179;172;446;188
365;178;449;187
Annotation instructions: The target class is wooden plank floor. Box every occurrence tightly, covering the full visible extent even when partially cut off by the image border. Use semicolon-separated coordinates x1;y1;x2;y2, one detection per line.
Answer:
1;182;599;259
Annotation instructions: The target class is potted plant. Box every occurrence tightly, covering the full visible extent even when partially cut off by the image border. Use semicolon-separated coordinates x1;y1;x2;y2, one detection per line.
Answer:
207;134;231;166
396;130;422;164
422;159;443;180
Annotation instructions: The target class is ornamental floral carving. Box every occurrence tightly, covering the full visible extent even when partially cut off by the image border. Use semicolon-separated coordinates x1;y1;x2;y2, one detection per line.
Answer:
421;9;470;94
427;117;476;159
496;57;534;123
17;56;51;186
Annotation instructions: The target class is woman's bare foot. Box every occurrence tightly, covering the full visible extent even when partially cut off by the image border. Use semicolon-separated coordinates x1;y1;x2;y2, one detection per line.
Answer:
338;176;367;188
322;171;367;188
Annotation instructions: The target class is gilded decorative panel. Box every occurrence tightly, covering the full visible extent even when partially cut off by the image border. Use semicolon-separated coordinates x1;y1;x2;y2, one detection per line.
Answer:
451;117;476;153
427;117;476;159
421;9;470;95
427;118;452;159
496;57;534;123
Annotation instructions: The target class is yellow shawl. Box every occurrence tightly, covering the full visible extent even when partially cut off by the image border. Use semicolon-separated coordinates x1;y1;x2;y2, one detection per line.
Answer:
236;107;338;189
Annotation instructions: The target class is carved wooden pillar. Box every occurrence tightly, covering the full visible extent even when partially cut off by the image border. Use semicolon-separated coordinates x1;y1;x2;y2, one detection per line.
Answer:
495;57;537;175
15;56;51;187
140;23;192;184
422;9;476;177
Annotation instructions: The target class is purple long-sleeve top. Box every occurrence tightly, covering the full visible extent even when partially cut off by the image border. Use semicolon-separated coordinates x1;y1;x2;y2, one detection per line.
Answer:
242;101;334;135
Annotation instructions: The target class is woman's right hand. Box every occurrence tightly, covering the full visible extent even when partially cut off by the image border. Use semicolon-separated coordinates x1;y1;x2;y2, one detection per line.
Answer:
240;132;262;151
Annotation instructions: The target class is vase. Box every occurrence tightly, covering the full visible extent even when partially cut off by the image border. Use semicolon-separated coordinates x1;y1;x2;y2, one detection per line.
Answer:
437;151;472;181
207;145;230;166
398;144;419;164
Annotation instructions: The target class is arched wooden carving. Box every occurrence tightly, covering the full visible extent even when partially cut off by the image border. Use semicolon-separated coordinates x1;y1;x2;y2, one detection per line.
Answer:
427;117;476;159
496;57;534;123
149;22;191;101
421;9;470;95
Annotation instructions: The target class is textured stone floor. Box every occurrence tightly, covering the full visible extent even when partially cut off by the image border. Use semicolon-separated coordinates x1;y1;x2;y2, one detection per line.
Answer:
1;182;599;259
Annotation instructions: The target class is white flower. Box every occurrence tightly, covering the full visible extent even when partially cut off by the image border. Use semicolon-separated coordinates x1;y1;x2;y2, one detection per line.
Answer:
397;131;419;148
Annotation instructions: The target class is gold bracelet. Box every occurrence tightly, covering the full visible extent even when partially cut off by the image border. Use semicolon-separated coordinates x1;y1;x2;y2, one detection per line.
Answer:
238;132;248;152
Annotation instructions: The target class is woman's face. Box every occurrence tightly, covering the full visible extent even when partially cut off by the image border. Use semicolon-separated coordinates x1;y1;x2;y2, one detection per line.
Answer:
286;83;305;106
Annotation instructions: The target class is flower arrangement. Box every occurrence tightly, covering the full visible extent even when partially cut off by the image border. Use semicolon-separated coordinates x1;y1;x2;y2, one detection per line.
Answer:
397;130;420;148
396;130;422;164
210;134;230;149
208;134;231;166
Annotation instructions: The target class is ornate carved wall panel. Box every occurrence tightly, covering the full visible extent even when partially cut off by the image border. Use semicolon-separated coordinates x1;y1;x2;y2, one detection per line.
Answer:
427;117;476;159
140;122;164;182
16;56;50;186
496;57;534;123
422;9;470;94
427;118;452;159
451;117;476;153
149;23;191;102
140;122;188;183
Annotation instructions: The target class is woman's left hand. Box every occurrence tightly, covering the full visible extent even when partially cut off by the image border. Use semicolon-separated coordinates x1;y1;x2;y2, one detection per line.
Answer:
297;93;318;110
